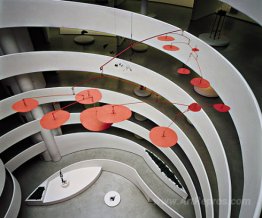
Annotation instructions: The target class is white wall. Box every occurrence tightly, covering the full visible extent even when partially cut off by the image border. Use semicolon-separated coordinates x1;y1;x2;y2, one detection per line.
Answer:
0;1;261;217
4;170;21;218
0;121;41;153
54;135;189;218
55;130;189;197
0;85;213;217
220;0;262;25
43;159;184;218
2;88;208;217
0;159;6;196
5;142;46;173
4;124;199;217
64;118;189;198
0;51;231;218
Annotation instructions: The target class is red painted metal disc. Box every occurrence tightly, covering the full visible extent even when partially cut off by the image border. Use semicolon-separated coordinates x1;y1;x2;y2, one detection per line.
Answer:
213;104;231;112
40;110;70;130
192;47;199;52
80;107;112;131
75;89;102;104
12;98;39;112
163;45;180;51
190;78;210;88
149;126;178;147
188;103;202;112
97;105;132;123
177;68;190;75
157;36;175;41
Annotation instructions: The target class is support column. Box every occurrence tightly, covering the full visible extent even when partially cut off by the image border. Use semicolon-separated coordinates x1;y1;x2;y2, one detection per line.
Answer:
13;28;62;136
0;28;61;161
140;0;155;18
140;0;148;15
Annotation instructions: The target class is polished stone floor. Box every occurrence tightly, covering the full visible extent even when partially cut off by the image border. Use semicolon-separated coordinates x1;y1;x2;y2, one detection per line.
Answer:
15;149;178;218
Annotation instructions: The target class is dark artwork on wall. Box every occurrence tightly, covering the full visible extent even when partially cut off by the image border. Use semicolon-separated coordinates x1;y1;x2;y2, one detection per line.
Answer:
28;187;45;200
146;150;183;189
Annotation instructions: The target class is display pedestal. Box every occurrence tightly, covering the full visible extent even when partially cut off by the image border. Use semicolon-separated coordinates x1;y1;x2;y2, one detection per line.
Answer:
134;113;147;121
199;33;229;47
61;181;70;188
26;167;102;205
74;35;95;45
199;10;229;47
131;43;148;52
194;85;218;98
133;86;151;97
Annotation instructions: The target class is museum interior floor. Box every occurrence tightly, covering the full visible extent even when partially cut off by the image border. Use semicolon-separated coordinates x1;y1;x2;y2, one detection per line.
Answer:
2;1;261;218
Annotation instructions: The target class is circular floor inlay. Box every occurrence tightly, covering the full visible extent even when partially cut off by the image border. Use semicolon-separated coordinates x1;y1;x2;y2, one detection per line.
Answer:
104;191;121;207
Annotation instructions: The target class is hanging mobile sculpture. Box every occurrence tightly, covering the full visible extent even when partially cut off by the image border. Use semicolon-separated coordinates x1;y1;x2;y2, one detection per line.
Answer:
12;98;39;112
11;29;230;147
80;107;112;131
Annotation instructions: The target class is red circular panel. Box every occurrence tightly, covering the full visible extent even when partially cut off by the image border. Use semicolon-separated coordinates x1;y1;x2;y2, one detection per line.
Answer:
97;105;132;123
192;47;199;52
149;126;178;147
213;104;231;112
75;89;102;104
12;98;39;112
190;78;210;88
40;110;70;130
80;107;112;131
188;103;202;112
177;68;190;75
157;36;175;41
163;45;180;51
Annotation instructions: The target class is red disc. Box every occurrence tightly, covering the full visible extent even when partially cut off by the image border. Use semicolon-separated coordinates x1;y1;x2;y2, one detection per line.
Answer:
80;107;112;131
40;110;70;130
97;105;132;123
149;126;178;147
12;98;39;112
157;36;175;41
177;68;190;75
75;89;102;104
190;78;210;88
213;104;231;112
188;103;202;112
192;47;199;52
163;44;180;51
